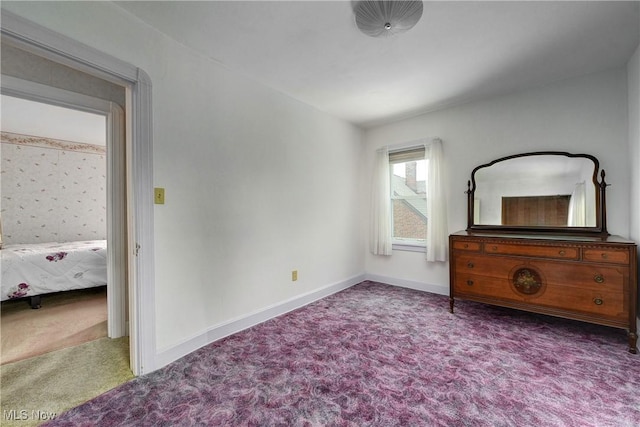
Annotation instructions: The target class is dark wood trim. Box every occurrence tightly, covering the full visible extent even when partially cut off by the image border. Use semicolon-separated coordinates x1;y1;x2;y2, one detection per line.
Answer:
466;151;608;236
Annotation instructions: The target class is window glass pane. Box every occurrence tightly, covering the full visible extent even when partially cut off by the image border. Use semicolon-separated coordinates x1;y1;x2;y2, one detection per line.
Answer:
391;159;427;242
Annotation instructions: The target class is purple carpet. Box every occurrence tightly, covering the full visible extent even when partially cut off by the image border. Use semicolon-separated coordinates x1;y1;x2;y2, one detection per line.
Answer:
45;281;640;426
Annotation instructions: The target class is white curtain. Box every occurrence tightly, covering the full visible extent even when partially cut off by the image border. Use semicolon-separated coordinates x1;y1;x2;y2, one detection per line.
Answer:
568;181;586;227
426;138;448;262
370;147;392;255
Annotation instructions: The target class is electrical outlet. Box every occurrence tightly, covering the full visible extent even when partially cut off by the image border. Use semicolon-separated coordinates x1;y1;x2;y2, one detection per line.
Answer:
154;187;165;204
292;270;298;281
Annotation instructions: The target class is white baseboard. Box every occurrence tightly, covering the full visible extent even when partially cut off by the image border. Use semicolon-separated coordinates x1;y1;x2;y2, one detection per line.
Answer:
364;273;449;296
155;273;366;369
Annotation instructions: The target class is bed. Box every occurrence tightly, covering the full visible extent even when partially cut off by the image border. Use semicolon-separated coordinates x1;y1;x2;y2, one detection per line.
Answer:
1;240;107;308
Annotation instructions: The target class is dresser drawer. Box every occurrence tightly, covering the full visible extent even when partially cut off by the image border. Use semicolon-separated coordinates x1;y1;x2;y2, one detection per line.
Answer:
583;248;630;265
536;284;626;319
453;274;510;299
453;255;512;278
528;260;626;292
452;240;482;252
454;255;626;292
484;242;579;260
453;273;626;319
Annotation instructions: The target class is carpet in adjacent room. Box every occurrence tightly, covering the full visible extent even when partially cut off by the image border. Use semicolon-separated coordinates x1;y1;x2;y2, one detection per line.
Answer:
1;287;108;365
1;336;133;427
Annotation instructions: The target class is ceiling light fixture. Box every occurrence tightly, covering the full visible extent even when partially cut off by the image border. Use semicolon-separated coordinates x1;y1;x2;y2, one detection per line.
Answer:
354;0;424;38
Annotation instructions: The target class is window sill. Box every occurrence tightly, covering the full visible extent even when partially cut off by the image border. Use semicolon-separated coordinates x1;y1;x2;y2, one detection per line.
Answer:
392;243;426;253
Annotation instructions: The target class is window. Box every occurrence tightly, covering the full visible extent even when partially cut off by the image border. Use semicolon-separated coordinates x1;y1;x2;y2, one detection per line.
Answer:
389;148;427;248
370;138;446;261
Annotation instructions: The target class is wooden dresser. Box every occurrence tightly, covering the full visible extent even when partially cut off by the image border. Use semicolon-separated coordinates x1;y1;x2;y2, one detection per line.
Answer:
449;231;638;353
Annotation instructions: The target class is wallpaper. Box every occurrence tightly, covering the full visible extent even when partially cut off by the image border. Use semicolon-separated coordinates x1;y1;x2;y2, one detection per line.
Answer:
1;132;107;245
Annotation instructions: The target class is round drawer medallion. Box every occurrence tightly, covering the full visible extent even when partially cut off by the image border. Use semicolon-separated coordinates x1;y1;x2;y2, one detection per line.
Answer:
511;267;545;296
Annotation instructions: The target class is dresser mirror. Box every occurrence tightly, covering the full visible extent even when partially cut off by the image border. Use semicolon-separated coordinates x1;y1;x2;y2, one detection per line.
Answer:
467;151;607;235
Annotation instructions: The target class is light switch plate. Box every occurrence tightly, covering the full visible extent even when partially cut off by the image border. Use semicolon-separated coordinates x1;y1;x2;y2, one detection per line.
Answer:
154;188;165;204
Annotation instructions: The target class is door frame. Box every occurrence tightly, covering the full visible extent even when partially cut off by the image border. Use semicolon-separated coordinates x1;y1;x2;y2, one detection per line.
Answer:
1;10;156;375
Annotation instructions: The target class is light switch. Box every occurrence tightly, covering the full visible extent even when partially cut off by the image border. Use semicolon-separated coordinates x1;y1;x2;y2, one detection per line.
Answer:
154;188;165;204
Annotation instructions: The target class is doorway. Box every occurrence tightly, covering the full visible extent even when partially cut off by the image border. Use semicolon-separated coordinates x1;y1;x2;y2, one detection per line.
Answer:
1;9;156;376
0;85;127;363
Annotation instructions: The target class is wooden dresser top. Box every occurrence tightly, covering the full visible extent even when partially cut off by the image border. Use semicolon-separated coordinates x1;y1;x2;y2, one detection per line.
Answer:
451;230;637;246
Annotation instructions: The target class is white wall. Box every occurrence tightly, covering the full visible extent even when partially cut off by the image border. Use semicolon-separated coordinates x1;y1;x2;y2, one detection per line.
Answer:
627;44;640;315
1;2;365;360
629;45;640;247
1;95;108;146
363;68;630;293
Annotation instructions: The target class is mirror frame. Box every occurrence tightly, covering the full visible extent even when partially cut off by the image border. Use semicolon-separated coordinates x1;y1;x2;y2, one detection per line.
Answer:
466;151;608;236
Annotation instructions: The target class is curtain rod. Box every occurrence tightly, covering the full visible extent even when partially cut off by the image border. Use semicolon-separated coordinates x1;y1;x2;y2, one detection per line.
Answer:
377;137;441;153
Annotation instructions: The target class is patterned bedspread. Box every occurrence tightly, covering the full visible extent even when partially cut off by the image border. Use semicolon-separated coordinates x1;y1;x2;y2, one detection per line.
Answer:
1;240;107;301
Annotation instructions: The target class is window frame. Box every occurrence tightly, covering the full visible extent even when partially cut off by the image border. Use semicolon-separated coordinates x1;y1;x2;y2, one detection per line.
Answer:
388;147;428;251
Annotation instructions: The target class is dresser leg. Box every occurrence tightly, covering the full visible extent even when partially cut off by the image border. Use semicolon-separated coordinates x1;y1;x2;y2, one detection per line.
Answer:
449;297;454;313
628;331;638;354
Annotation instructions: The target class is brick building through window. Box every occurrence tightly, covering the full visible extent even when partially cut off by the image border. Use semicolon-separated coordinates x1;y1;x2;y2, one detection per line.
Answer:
391;159;427;243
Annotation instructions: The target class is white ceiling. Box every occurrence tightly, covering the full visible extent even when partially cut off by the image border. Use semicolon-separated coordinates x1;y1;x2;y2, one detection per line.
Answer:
116;1;640;128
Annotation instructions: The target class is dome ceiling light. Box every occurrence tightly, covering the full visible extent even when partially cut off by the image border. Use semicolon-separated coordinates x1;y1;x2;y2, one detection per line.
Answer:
354;1;424;38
